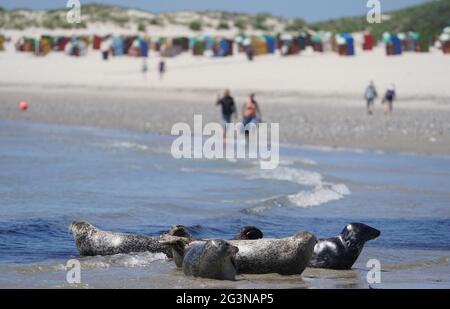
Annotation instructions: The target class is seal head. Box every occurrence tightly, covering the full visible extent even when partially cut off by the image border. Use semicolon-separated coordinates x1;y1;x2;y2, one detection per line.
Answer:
233;226;263;240
182;239;239;281
164;225;192;238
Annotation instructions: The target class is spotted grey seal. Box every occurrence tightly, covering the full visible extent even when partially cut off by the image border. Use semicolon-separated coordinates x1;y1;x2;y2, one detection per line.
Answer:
70;222;258;258
309;223;381;269
182;239;239;280
161;231;317;275
70;221;191;257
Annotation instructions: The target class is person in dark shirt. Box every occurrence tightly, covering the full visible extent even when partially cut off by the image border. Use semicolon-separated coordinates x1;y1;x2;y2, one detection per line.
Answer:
158;60;166;80
383;84;396;115
216;89;237;126
245;45;254;61
216;89;237;141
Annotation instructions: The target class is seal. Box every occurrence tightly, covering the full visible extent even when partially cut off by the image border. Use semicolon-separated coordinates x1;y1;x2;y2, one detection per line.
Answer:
161;232;317;275
182;239;239;281
166;225;262;240
70;221;191;257
309;223;381;269
233;226;263;240
159;225;262;267
164;224;193;238
231;232;317;275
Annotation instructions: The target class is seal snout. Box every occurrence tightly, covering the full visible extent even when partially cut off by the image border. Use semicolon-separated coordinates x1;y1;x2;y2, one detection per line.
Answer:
366;226;381;240
228;243;239;255
344;223;381;240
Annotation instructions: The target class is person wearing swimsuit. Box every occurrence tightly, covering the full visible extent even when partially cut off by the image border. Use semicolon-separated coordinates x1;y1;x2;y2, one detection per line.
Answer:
242;94;262;128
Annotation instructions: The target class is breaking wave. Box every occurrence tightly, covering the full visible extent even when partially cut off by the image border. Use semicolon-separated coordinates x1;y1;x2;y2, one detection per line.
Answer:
108;141;149;151
244;166;350;213
178;155;349;212
9;252;168;274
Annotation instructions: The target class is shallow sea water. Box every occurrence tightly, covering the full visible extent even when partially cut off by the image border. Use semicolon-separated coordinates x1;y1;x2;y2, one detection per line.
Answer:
0;120;449;288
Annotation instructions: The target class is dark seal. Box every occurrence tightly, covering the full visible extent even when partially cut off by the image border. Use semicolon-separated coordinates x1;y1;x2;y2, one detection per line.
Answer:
309;223;381;269
233;226;263;240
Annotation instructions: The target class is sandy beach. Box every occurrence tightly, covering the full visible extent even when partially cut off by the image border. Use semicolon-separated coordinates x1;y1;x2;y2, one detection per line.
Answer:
1;35;450;97
1;82;450;155
1;35;450;155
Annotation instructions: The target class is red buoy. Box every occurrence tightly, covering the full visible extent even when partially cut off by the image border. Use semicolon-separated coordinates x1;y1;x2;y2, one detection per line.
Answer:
19;101;28;111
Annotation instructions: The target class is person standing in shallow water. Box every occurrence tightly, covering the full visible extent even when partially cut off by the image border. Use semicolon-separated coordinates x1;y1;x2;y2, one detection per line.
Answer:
383;84;396;115
242;93;262;149
242;94;262;128
216;89;237;125
364;81;378;115
216;89;237;139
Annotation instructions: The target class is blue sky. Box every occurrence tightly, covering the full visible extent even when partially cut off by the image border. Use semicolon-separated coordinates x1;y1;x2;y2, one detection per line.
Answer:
0;0;431;22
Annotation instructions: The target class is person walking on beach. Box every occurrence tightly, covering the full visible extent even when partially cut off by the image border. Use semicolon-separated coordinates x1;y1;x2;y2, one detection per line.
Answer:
383;84;396;115
242;94;262;129
216;89;237;140
245;45;254;62
158;60;166;80
364;81;378;115
242;94;262;151
101;36;112;61
216;89;237;126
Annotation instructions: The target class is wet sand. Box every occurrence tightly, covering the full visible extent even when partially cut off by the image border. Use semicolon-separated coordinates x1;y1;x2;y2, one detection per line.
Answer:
1;84;449;155
1;248;449;288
